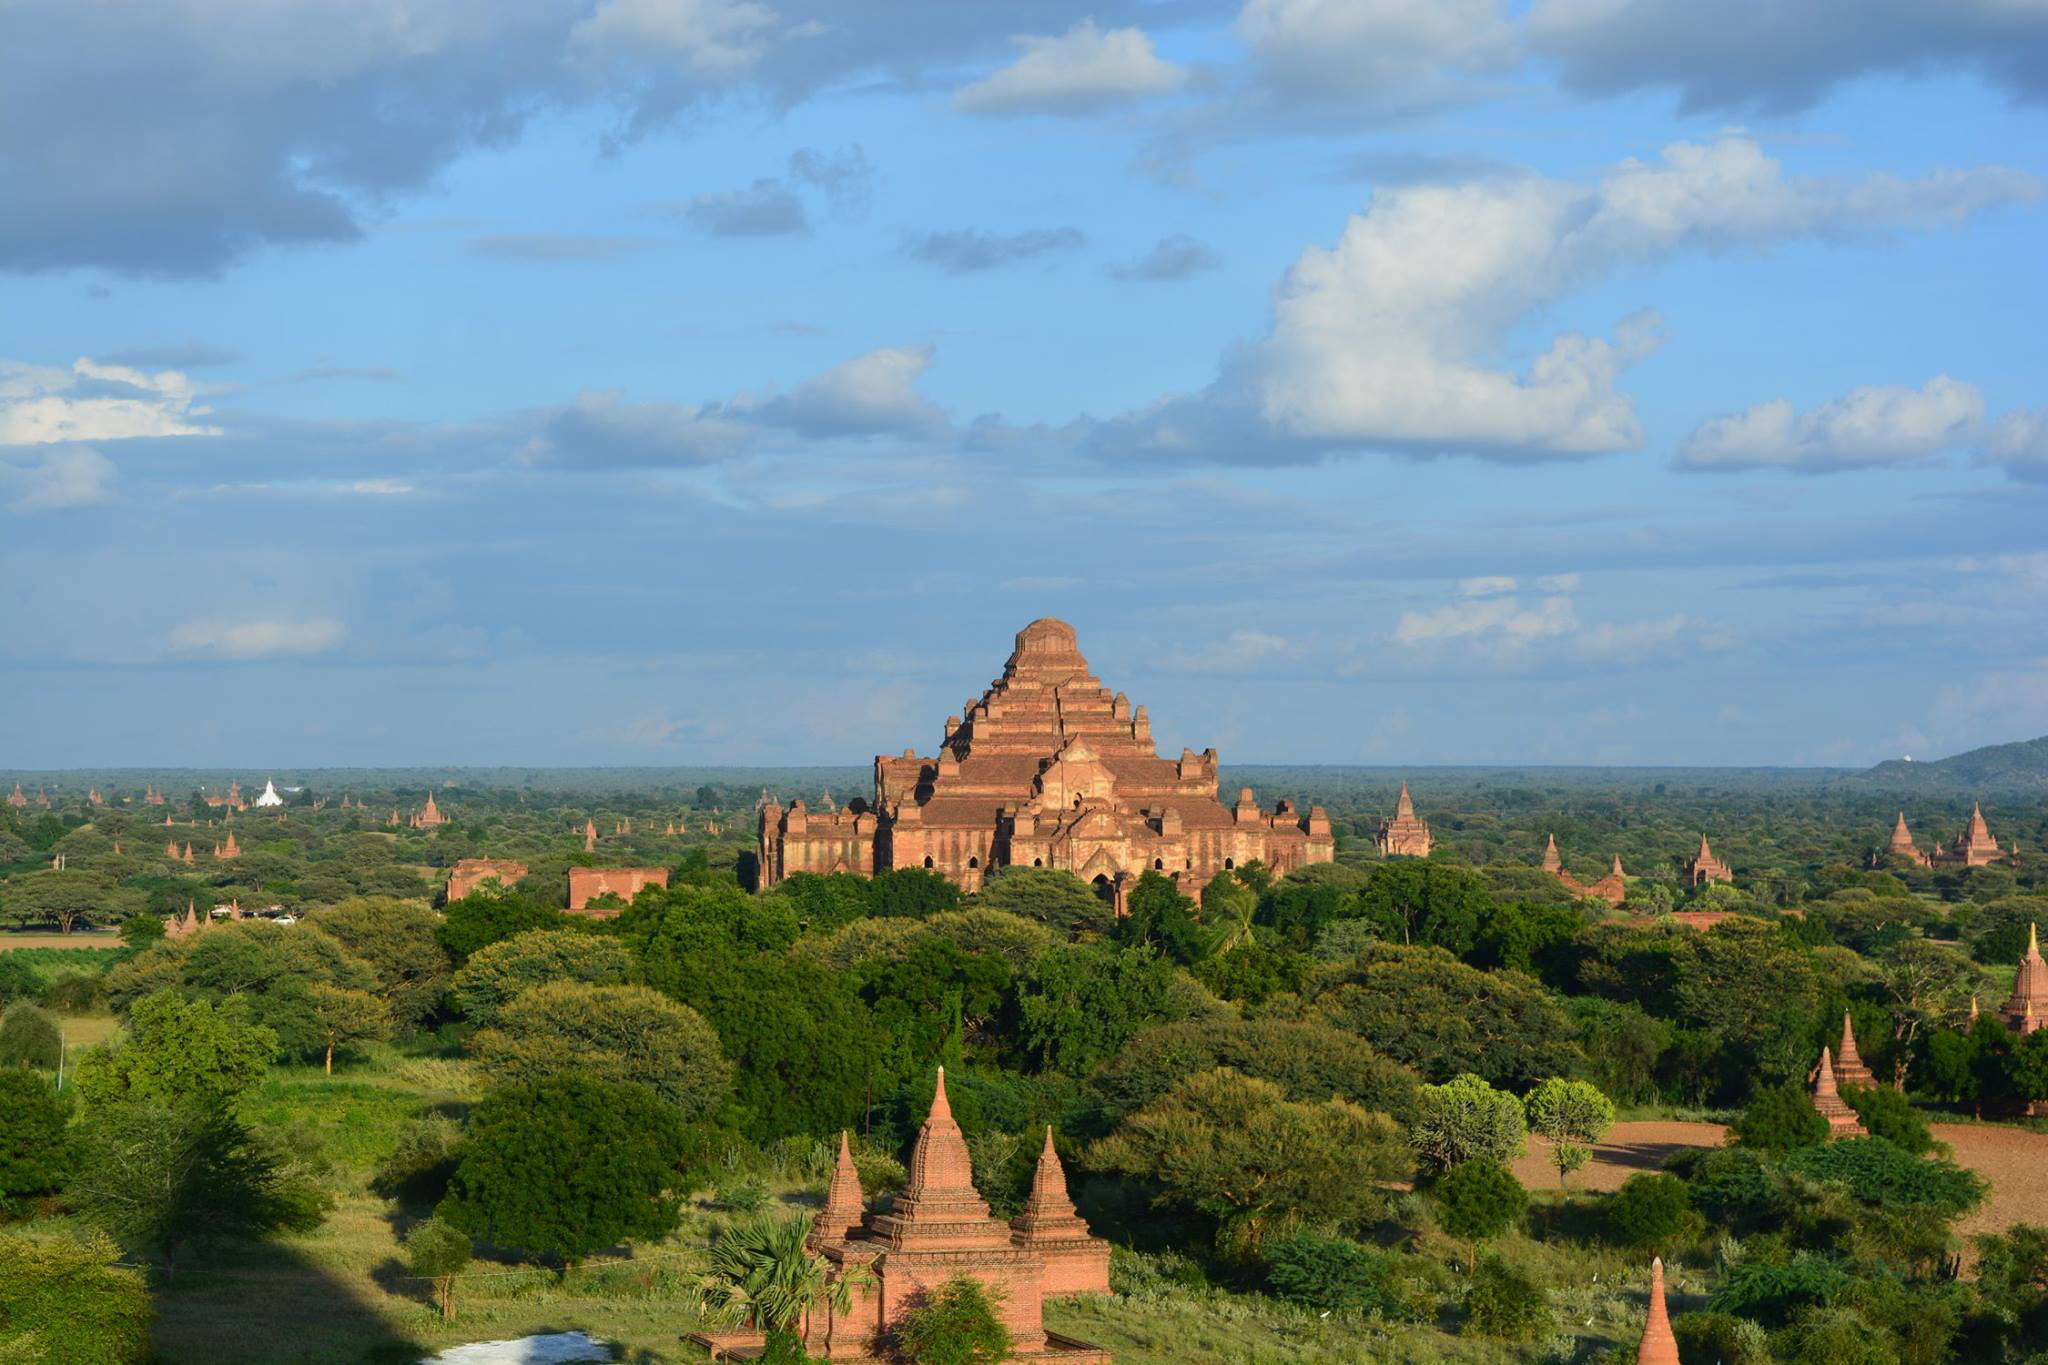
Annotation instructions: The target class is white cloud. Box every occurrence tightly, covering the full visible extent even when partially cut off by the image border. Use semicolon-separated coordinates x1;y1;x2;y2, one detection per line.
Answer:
7;447;118;512
350;479;415;495
1163;629;1294;674
754;345;945;437
1391;584;1710;668
1396;594;1576;646
1458;575;1518;598
1089;136;2039;466
1984;409;2048;481
168;616;345;659
571;0;784;78
0;358;219;445
954;20;1185;116
1537;572;1582;591
1237;0;1515;106
1679;377;1985;472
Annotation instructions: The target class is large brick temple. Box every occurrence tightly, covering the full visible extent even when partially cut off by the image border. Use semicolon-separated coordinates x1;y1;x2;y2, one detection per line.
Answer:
757;618;1334;907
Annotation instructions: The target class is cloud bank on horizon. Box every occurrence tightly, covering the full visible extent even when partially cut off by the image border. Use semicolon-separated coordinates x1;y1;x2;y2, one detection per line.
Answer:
0;0;2044;770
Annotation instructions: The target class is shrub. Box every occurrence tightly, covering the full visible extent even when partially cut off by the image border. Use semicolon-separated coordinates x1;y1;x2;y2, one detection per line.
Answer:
0;1071;71;1215
1263;1231;1447;1321
1732;1083;1831;1153
370;1117;466;1206
1839;1084;1934;1156
1709;1255;1852;1327
895;1275;1011;1365
1680;1148;1784;1229
1428;1158;1527;1253
1782;1137;1985;1215
1608;1173;1699;1251
1462;1254;1550;1341
0;1002;61;1069
0;1226;152;1363
1672;1311;1773;1365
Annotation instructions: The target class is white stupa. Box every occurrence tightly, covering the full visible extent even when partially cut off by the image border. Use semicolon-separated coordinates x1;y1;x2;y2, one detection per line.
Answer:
254;779;285;807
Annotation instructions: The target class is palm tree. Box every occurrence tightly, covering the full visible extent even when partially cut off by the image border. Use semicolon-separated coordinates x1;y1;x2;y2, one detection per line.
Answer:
1203;875;1259;957
702;1211;869;1357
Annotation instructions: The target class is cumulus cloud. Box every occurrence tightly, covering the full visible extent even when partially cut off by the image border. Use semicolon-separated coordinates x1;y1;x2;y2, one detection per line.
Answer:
0;359;219;445
1528;0;2048;114
1679;377;1985;472
681;180;809;236
6;448;119;512
168;616;345;659
1084;136;2040;466
753;345;945;437
908;227;1086;273
1112;234;1221;281
1238;0;1515;109
1983;410;2048;482
1392;585;1706;668
954;19;1186;116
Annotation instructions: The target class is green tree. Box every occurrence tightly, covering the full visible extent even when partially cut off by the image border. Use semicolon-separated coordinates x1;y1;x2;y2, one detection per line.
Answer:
1839;1083;1935;1155
443;1075;701;1264
1608;1173;1698;1251
405;1216;472;1321
1088;1016;1420;1127
470;982;731;1116
896;1275;1011;1365
310;897;452;1032
1566;997;1672;1106
1357;861;1492;954
0;1002;62;1070
1428;1159;1527;1261
872;867;964;919
1408;1073;1527;1177
436;888;568;963
119;912;166;948
3;869;140;933
0;1070;71;1215
702;1210;868;1359
1731;1082;1831;1153
306;983;390;1074
1017;943;1186;1076
69;1104;331;1275
1091;1067;1406;1256
449;928;633;1023
1876;938;1978;1090
73;992;277;1109
0;1226;152;1363
1461;1253;1550;1342
1673;919;1820;1088
1118;870;1203;964
974;867;1114;938
1200;873;1259;957
1522;1077;1615;1186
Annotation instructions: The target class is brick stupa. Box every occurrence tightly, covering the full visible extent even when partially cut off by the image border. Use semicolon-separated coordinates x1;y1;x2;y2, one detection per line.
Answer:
1810;1046;1866;1138
1682;834;1733;886
1541;836;1628;906
700;1067;1111;1362
759;619;1331;907
2001;924;2048;1036
1874;812;1931;868
1834;1013;1875;1089
1375;782;1433;858
1637;1257;1679;1365
1935;803;2009;867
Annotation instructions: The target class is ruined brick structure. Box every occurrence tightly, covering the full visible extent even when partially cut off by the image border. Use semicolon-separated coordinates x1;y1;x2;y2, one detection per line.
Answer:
757;619;1333;907
1374;782;1433;858
1541;836;1627;906
444;858;530;904
1681;834;1733;886
566;865;668;914
695;1068;1110;1362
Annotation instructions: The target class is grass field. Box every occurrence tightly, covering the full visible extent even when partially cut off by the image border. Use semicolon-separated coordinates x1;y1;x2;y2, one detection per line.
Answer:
0;930;123;950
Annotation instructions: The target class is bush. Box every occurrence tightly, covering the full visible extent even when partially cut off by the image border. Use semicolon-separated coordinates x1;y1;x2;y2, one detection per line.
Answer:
1428;1158;1527;1251
0;1071;71;1215
1782;1137;1985;1215
1462;1254;1550;1341
0;1226;152;1363
1263;1231;1446;1321
1709;1255;1852;1327
1672;1310;1773;1365
1608;1173;1699;1251
370;1117;466;1206
0;1002;62;1069
894;1275;1011;1364
1839;1084;1934;1156
43;968;108;1013
1680;1148;1784;1229
1732;1083;1831;1153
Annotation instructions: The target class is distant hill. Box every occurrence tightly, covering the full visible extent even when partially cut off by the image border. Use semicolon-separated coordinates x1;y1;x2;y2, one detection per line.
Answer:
1851;735;2048;792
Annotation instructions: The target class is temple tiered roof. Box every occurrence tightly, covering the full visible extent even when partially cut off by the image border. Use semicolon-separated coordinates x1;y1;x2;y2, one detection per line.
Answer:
1375;782;1433;858
1683;834;1733;886
2003;923;2048;1035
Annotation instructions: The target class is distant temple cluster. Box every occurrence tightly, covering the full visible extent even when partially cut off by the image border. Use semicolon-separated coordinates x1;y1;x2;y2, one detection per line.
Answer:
1541;835;1628;906
1873;806;2012;869
757;619;1333;910
694;1068;1112;1362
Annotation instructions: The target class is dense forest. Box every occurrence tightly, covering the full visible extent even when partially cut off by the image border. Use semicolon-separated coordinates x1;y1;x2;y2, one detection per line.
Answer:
3;768;2047;1362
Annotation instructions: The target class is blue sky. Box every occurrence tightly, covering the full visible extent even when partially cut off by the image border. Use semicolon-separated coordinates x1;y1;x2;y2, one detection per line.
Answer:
2;0;2045;769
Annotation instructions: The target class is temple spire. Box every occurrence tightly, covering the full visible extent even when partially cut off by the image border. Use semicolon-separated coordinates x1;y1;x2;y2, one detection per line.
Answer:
810;1130;866;1249
1637;1258;1679;1365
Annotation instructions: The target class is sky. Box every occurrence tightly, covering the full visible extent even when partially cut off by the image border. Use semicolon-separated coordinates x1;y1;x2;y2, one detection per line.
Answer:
2;0;2046;770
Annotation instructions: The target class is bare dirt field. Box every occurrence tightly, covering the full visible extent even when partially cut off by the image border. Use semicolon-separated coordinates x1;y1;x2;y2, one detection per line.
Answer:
1514;1120;2048;1238
0;930;122;949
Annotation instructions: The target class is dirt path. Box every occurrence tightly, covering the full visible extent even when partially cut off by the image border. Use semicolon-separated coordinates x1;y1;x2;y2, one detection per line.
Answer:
1512;1121;1728;1193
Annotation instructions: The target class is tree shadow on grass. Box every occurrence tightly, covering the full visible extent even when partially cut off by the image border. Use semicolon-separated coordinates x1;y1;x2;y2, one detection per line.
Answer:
149;1243;423;1364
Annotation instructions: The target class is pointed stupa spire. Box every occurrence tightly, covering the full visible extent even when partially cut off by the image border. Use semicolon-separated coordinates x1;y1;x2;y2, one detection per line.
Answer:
1026;1126;1074;1217
583;818;598;852
1395;782;1415;819
1835;1012;1874;1088
1541;834;1562;872
810;1130;867;1249
867;1066;1001;1248
1637;1258;1679;1365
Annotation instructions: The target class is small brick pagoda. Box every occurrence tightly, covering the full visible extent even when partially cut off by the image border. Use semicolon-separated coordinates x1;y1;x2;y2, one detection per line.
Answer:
1681;834;1733;887
444;858;530;904
1375;782;1433;858
697;1068;1111;1362
1833;1013;1875;1089
1636;1257;1679;1365
2001;924;2047;1036
1872;812;1932;869
410;792;448;829
567;865;668;914
1809;1046;1866;1138
758;619;1332;907
1932;803;2010;867
6;783;25;808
